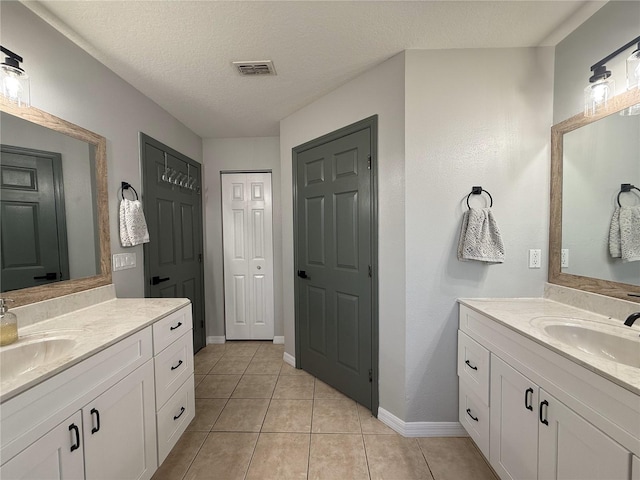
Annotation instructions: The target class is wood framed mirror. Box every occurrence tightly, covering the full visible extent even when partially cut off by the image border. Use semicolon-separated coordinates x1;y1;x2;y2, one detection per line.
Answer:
0;97;111;307
550;88;640;302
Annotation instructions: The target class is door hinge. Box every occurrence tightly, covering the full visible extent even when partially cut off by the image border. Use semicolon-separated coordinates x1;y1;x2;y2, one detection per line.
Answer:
367;155;372;170
368;265;372;277
198;254;203;263
201;320;204;328
369;369;373;383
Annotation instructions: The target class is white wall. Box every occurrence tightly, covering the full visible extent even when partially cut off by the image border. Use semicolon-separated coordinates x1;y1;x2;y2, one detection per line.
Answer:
1;2;203;298
202;137;282;339
404;48;554;421
280;52;407;419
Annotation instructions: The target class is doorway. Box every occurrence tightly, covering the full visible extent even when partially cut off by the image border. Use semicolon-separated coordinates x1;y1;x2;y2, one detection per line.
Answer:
140;133;206;353
221;172;275;340
293;116;378;412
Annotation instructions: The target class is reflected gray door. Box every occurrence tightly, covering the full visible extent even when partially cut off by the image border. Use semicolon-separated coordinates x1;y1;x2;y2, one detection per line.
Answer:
294;119;375;409
0;146;69;291
141;134;205;353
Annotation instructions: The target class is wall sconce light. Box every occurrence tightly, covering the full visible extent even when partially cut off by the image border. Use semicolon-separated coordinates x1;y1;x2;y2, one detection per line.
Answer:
0;46;30;107
584;35;640;117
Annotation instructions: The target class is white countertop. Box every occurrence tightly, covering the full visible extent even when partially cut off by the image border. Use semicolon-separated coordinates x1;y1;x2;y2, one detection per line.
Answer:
458;297;640;395
0;297;190;403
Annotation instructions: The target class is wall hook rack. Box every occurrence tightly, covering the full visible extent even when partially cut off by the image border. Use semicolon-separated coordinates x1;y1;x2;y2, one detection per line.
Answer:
466;186;493;209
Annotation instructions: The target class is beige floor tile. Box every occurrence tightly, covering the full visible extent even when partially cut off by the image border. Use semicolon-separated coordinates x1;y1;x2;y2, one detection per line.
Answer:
418;437;498;480
209;356;251;374
253;344;285;359
194;374;206;388
357;404;397;435
262;399;313;433
314;380;350;399
279;363;312;376
152;431;207;480
245;357;283;375
186;398;228;432
273;375;315;399
212;398;270;432
183;432;258;480
231;375;277;398
312;398;361;433
364;435;433;480
245;433;310;480
193;354;220;375
196;344;226;356
195;374;241;399
223;342;261;357
308;434;369;480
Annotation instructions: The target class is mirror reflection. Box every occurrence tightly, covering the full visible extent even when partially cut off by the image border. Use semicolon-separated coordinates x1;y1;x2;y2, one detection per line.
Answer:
562;112;640;286
0;111;100;292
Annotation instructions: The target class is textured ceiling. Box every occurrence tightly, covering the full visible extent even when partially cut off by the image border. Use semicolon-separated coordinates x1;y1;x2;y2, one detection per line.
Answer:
25;1;604;138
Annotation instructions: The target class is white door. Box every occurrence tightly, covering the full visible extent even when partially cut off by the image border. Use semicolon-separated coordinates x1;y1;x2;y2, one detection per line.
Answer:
0;411;84;480
538;389;631;480
222;172;274;340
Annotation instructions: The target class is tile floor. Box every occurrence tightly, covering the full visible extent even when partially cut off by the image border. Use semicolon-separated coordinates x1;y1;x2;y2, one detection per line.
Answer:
152;342;498;480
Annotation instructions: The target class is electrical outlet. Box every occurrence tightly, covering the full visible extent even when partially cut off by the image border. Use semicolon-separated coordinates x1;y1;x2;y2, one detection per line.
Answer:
528;249;542;269
561;249;569;268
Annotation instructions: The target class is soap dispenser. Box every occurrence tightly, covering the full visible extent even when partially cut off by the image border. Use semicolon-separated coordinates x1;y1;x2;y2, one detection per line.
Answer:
0;298;18;346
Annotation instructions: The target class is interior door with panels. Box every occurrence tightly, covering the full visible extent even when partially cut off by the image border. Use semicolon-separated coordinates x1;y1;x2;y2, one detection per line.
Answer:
222;172;274;340
294;119;375;409
141;133;205;352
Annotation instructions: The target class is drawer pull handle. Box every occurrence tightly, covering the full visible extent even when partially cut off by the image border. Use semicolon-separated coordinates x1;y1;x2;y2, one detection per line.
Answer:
90;408;100;434
170;321;183;331
466;408;479;422
69;424;80;452
464;359;478;371
525;387;534;411
171;359;184;371
174;406;186;420
539;400;549;426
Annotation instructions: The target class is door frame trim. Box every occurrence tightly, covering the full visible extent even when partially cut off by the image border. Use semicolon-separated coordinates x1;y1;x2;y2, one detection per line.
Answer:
139;132;206;351
292;115;379;415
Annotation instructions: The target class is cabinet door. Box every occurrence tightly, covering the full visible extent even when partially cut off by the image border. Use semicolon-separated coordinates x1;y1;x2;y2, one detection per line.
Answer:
633;455;640;480
83;360;157;480
0;411;84;480
490;355;539;480
538;389;631;480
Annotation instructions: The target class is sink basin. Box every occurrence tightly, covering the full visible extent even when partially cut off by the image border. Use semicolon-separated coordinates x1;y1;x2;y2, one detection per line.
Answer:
0;334;78;378
541;323;640;368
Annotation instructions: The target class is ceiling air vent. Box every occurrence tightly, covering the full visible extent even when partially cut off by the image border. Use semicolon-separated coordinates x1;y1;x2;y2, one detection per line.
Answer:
232;60;277;76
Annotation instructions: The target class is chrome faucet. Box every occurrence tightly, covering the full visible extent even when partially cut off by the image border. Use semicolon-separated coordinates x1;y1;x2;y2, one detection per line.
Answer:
624;312;640;327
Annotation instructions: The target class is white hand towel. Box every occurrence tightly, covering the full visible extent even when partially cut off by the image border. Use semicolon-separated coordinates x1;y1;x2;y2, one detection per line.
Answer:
619;205;640;262
608;206;622;258
457;207;505;263
119;198;150;247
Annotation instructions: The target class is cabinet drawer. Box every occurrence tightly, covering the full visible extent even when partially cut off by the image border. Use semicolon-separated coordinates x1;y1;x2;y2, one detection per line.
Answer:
154;330;194;409
458;330;490;405
459;382;490;460
152;305;193;354
157;375;195;465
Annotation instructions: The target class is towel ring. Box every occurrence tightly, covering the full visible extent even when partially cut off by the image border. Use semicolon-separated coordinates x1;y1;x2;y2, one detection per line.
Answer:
121;181;139;200
466;186;493;209
617;183;640;207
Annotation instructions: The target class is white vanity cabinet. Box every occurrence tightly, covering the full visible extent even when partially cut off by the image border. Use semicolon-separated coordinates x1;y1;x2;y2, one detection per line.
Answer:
458;304;638;480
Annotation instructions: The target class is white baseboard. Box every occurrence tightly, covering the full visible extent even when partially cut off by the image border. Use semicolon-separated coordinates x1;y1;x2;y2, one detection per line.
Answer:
377;407;467;437
273;336;285;344
282;352;296;367
206;336;226;344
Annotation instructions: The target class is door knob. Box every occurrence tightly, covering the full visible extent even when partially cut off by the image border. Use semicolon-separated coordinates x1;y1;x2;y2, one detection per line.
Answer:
257;266;262;270
151;276;170;285
297;270;309;279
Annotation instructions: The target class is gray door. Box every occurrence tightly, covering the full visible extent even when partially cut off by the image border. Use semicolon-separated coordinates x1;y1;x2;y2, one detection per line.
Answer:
141;134;206;353
294;118;377;410
0;145;69;291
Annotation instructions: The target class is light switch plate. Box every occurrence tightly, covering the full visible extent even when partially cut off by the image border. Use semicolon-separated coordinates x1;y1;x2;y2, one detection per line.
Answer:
112;253;136;271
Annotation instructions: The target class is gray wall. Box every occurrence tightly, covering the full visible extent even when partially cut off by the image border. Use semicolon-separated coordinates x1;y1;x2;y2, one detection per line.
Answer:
1;2;203;298
202;137;282;340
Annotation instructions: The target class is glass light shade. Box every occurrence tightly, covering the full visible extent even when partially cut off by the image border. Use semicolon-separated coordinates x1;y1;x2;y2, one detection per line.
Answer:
584;77;615;117
626;49;640;90
0;64;30;107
